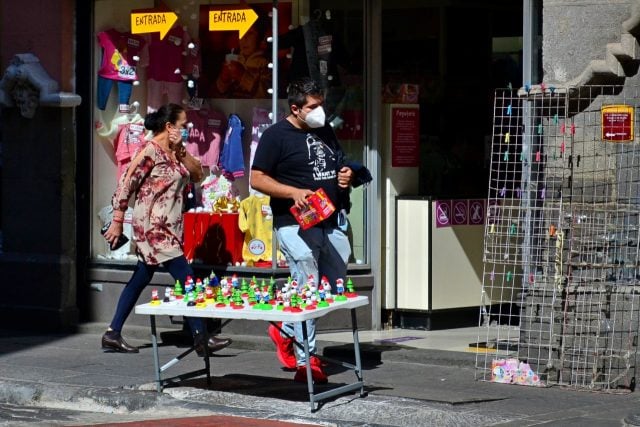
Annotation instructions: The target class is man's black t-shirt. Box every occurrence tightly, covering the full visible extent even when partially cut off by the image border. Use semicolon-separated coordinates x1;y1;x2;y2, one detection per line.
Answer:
251;119;344;228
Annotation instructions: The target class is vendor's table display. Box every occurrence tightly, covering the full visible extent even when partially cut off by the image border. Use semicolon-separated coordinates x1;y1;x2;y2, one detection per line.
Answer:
135;274;368;411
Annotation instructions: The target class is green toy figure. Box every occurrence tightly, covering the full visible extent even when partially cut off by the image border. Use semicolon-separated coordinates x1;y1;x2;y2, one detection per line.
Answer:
174;280;183;299
345;277;357;298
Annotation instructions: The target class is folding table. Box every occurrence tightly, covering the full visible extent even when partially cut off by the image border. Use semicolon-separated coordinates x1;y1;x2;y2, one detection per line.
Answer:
135;295;369;411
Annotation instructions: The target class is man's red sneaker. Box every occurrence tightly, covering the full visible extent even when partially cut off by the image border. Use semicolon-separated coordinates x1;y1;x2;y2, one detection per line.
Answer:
294;364;328;384
268;323;297;369
310;355;328;367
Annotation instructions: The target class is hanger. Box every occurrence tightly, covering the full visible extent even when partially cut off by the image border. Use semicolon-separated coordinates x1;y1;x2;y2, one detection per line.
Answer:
125;101;137;116
126;101;143;122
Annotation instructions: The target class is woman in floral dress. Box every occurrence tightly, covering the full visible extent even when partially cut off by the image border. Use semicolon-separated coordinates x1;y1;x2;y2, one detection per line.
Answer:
101;103;231;355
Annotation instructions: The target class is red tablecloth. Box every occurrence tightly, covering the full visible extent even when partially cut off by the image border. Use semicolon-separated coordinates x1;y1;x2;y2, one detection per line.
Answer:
183;212;243;265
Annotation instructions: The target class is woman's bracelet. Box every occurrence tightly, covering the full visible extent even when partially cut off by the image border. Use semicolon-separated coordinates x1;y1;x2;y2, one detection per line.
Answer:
112;217;124;224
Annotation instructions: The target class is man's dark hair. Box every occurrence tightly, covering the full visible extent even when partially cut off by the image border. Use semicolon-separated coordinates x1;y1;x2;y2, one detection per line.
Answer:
287;77;322;108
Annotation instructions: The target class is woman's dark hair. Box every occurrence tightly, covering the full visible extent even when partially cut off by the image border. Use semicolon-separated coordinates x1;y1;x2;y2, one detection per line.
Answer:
287;77;322;108
144;103;184;133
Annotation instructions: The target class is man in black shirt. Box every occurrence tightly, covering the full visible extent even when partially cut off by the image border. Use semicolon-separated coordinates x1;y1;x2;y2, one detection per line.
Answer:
251;77;354;384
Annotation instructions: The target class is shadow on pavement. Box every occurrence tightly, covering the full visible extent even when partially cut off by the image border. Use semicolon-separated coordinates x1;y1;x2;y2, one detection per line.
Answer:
174;373;391;405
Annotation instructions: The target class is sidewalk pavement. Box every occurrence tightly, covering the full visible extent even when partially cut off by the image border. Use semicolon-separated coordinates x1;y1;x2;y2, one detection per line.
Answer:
1;323;640;426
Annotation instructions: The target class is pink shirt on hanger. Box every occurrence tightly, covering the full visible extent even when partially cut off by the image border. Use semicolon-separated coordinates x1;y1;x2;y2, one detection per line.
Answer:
114;121;146;178
97;29;147;81
145;26;191;83
185;109;227;169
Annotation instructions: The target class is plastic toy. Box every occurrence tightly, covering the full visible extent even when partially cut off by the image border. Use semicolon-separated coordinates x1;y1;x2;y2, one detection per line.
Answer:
344;277;358;298
174;280;184;299
335;278;347;301
150;288;161;305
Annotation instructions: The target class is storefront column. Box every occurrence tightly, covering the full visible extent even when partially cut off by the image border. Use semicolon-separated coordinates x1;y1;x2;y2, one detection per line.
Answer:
365;0;383;330
0;0;80;331
0;106;79;330
0;51;81;331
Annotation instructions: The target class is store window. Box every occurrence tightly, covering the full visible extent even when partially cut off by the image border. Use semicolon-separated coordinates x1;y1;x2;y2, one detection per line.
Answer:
90;0;367;267
307;0;366;263
381;0;522;199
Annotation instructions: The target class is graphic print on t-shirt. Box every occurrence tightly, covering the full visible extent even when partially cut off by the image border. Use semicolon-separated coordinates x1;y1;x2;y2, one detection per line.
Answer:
306;133;337;182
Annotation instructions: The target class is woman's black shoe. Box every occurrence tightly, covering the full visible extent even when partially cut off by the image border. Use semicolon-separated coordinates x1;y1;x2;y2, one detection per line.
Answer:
194;335;232;357
101;331;139;353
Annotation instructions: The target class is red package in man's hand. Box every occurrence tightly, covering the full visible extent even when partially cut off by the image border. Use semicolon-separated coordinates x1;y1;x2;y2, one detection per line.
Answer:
290;188;335;230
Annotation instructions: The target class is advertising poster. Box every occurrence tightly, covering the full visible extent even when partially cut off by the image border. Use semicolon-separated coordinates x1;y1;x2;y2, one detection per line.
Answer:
391;106;420;167
198;3;292;99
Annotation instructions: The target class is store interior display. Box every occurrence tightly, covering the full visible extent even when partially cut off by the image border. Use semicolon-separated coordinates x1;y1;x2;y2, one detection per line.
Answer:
92;2;365;267
96;101;146;178
96;28;147;113
145;24;197;112
279;8;348;92
238;193;281;266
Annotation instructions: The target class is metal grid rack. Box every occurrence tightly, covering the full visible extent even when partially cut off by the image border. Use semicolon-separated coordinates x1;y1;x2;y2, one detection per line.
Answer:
475;85;640;391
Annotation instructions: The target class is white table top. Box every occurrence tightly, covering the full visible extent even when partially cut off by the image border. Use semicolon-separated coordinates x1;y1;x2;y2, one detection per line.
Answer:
135;295;369;322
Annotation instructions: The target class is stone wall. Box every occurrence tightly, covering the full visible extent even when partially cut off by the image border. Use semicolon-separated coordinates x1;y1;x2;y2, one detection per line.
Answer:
543;0;634;84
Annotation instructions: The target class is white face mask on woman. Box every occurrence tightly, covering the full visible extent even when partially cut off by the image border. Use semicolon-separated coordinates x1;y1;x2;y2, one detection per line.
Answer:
302;106;326;128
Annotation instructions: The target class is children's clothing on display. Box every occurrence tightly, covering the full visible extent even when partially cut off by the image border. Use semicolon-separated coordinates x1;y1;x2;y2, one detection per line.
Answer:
250;107;272;170
185;108;227;169
96;29;147;110
220;114;245;178
96;113;147;178
238;194;276;263
146;79;185;112
146;26;191;82
145;26;192;110
279;17;347;90
114;120;146;178
97;77;134;111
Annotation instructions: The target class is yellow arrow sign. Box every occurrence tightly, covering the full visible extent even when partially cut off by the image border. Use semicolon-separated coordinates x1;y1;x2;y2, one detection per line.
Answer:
209;8;259;39
131;11;178;40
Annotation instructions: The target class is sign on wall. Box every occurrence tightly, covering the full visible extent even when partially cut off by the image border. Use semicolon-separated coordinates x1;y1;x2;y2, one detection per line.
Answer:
601;105;634;142
131;11;178;39
391;106;420;167
436;199;486;228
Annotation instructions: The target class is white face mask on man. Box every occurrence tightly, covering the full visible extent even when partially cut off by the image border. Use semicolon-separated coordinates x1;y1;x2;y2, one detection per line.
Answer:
302;106;326;128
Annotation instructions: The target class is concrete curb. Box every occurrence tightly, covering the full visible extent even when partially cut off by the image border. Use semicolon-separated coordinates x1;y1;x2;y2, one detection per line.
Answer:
0;379;173;412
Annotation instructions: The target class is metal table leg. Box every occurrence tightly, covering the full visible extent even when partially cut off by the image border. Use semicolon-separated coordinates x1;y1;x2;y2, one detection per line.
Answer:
203;320;212;387
351;308;365;396
149;315;215;391
305;307;366;410
150;315;162;392
301;320;316;411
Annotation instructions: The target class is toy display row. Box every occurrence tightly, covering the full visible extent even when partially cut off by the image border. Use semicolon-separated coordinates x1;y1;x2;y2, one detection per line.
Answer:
149;272;358;311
